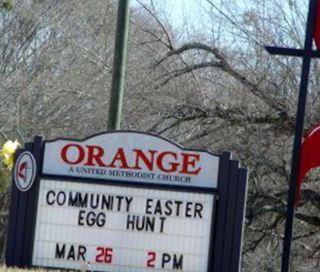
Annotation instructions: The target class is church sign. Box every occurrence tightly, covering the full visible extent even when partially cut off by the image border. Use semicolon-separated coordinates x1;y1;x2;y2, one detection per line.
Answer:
5;131;248;272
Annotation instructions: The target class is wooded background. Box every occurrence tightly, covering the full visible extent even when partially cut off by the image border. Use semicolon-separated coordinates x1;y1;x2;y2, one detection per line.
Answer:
0;0;320;271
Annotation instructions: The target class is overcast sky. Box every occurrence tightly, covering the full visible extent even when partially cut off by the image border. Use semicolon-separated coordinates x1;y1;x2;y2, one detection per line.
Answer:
132;0;208;30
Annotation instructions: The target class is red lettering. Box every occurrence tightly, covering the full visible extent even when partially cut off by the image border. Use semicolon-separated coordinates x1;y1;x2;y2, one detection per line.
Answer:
61;144;85;165
60;144;203;175
108;148;131;169
156;151;179;173
180;153;202;175
85;145;107;167
146;251;156;268
95;247;113;263
132;149;157;171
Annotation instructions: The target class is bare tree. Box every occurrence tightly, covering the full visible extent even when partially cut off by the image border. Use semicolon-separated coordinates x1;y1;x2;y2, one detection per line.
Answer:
131;1;320;271
0;0;319;271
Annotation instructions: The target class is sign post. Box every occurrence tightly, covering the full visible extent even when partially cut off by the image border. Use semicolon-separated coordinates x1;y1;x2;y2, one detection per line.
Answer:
6;131;247;272
107;0;130;130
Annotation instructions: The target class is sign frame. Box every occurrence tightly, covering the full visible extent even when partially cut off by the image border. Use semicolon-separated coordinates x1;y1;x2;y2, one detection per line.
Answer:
5;131;248;272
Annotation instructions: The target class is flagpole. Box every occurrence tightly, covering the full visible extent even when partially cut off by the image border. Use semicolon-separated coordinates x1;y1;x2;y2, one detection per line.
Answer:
281;0;317;271
107;0;130;130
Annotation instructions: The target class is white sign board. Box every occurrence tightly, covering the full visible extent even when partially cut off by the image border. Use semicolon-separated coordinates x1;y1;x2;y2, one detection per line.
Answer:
32;179;215;271
42;132;219;189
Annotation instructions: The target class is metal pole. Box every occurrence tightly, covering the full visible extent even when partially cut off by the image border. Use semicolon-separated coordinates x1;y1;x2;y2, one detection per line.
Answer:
281;0;317;271
107;0;130;130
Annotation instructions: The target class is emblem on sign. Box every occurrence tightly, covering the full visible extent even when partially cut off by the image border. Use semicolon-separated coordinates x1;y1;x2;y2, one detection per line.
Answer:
14;151;36;192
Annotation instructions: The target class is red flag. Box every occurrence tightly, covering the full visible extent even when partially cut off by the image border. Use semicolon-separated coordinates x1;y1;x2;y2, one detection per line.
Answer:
296;123;320;204
314;0;320;50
